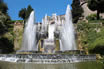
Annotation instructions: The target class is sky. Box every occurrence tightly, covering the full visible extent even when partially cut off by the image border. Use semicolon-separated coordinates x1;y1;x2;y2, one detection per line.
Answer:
4;0;72;22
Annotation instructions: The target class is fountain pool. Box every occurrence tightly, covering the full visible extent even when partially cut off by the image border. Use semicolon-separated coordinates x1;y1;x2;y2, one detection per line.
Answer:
0;61;103;69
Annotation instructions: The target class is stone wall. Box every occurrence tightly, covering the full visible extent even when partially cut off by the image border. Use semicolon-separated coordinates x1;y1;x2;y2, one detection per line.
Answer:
13;21;24;51
81;3;96;19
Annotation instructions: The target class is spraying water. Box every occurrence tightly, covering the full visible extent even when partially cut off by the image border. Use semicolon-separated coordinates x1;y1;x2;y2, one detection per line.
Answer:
44;14;48;32
60;5;77;51
41;14;48;32
41;18;44;32
21;11;37;51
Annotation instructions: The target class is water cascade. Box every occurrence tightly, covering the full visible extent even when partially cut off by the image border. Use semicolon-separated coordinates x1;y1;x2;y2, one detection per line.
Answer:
0;54;96;63
48;14;57;40
60;5;77;51
20;11;37;51
44;14;48;32
58;16;61;26
43;14;57;53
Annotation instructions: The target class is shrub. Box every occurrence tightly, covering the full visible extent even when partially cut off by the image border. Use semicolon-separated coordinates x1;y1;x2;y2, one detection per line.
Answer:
89;38;104;55
77;21;104;55
0;37;14;53
86;14;102;21
86;14;97;21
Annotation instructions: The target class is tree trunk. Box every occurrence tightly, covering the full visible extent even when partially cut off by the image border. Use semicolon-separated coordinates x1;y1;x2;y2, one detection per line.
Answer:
97;10;100;20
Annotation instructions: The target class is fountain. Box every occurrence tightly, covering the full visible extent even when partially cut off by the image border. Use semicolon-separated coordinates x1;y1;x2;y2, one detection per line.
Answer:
43;14;57;53
19;11;38;52
0;5;96;64
60;5;76;51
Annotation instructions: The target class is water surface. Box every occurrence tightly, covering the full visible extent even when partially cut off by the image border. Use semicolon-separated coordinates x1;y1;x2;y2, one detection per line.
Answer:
0;61;103;69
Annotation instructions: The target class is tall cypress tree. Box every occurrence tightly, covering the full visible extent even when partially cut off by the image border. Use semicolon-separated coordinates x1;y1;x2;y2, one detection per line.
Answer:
71;0;83;23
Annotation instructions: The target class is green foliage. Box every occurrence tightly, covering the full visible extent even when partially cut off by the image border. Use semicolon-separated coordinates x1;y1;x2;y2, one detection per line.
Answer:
0;0;14;53
0;37;14;53
88;0;104;20
88;20;103;23
77;21;104;55
77;22;97;46
7;20;23;24
86;14;97;20
86;14;103;23
71;0;83;23
19;5;33;20
0;0;8;14
19;8;26;20
90;38;104;55
0;0;3;3
0;9;10;35
25;5;33;19
90;38;104;49
0;0;11;35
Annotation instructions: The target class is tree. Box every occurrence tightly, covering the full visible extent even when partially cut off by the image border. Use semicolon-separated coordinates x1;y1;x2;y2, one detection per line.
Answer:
88;0;104;20
0;0;3;3
0;37;14;53
0;0;8;14
0;0;10;35
0;0;13;54
19;5;33;20
19;8;26;20
71;0;83;23
25;5;33;19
